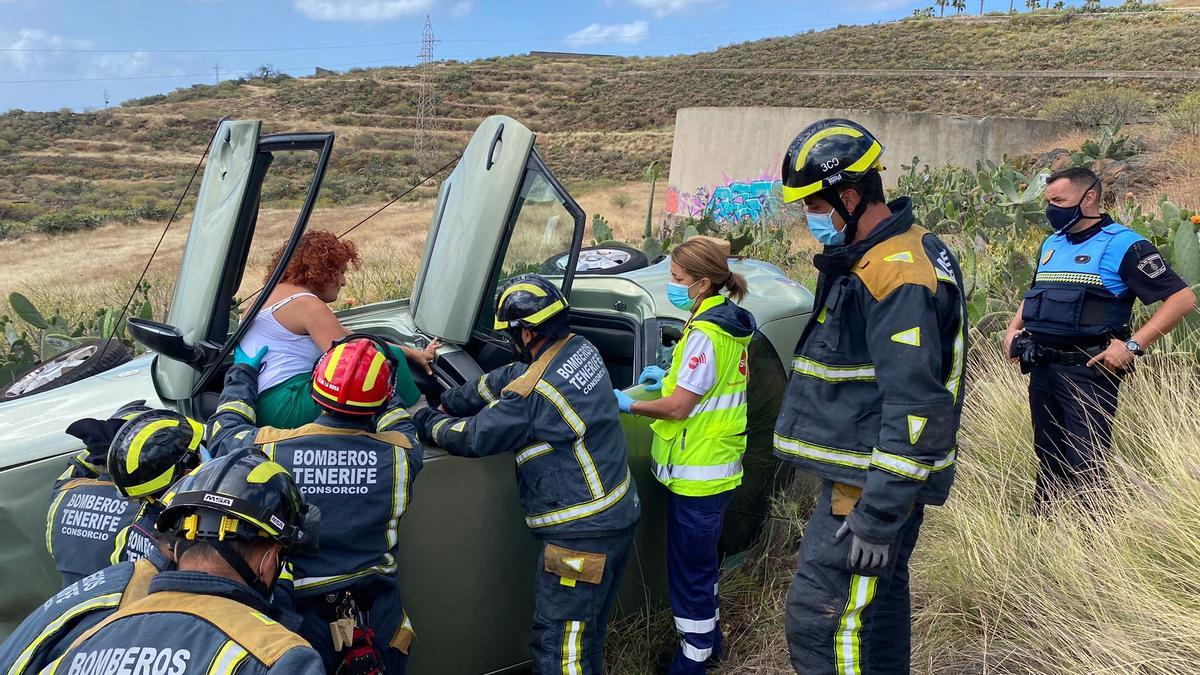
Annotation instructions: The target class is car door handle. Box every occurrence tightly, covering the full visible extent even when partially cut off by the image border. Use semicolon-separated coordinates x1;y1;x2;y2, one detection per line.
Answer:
486;123;505;170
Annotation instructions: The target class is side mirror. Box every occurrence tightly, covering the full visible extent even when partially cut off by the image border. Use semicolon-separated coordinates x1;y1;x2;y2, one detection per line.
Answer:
127;317;212;368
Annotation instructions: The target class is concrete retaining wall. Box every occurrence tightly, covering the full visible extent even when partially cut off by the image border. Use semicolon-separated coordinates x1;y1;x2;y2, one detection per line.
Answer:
665;107;1074;221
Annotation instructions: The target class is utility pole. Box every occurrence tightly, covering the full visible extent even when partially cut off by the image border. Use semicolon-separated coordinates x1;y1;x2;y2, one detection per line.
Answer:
103;89;109;108
213;62;220;85
415;15;437;169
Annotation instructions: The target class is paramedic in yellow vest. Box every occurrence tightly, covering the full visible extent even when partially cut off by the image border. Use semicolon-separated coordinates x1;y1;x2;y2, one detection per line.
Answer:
614;236;756;674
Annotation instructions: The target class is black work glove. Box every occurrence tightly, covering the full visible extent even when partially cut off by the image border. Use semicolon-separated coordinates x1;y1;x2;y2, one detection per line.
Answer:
835;520;891;572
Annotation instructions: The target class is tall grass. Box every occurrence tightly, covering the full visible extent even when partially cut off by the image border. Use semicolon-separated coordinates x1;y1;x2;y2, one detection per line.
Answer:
610;347;1200;674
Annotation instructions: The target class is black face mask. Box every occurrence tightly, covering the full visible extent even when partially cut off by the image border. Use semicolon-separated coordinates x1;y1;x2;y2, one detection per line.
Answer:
1046;179;1100;233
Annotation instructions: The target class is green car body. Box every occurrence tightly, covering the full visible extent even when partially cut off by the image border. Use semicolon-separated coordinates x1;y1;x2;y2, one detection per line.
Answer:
0;116;812;674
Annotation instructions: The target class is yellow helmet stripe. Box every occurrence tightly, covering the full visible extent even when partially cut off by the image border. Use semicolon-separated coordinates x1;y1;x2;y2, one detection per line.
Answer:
186;418;204;451
362;352;387;392
844;141;884;174
247;461;290;485
126;419;180;474
781;141;883;205
123;467;175;498
324;344;347;381
498;283;549;308
520;299;566;327
794;126;865;172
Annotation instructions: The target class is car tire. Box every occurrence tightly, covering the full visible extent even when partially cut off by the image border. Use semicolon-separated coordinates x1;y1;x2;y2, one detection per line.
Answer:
1;339;133;401
541;245;649;276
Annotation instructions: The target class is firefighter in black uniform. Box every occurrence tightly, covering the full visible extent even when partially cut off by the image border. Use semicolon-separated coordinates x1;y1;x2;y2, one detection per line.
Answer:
45;401;152;586
107;409;204;564
1003;166;1196;509
412;274;640;675
207;335;423;673
39;448;324;675
773;119;967;674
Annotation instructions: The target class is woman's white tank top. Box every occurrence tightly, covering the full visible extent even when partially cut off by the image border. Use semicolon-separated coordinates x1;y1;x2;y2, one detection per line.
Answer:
238;292;326;392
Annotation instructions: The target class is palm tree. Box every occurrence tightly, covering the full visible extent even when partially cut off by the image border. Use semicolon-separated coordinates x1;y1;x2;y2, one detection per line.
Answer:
935;0;949;17
952;0;966;14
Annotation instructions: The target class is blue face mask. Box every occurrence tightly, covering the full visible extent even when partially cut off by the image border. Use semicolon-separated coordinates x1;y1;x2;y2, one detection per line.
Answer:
667;280;699;311
805;210;845;247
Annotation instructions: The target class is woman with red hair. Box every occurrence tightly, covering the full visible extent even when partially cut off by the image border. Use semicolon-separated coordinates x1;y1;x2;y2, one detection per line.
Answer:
239;229;439;428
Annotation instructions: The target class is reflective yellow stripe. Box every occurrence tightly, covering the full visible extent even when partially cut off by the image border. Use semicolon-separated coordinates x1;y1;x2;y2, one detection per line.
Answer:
534;380;604;499
792;357;876;382
378;407;411;430
208;640;249;675
795;126;864;170
46;489;69;556
1034;271;1103;286
500;282;549;303
774;433;870;469
122;467;176;498
215;400;256;423
293;563;400;591
836;574;877;675
126;419;179;473
561;620;583;675
521;299;567;327
324;343;347;380
477;375;497;404
362;352;387;392
516;442;555;465
526;470;631;529
110;525;129;564
11;592;124;673
431;418;452;444
246;461;289;484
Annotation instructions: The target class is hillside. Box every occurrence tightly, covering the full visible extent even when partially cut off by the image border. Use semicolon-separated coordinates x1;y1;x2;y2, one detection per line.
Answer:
1;10;1199;239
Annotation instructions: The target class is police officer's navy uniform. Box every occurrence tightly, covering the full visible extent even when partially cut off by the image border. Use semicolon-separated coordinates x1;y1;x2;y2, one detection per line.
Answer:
1021;216;1187;506
773;199;967;674
415;333;641;675
207;363;422;672
39;570;324;675
0;551;166;674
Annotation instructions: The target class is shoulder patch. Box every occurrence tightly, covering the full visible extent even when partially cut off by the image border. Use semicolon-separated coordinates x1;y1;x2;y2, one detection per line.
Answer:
853;226;937;301
502;335;574;398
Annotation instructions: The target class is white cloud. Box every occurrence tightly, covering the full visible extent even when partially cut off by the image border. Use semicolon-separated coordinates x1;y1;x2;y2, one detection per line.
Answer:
450;0;472;18
564;20;649;49
626;0;721;18
293;0;433;22
0;29;182;82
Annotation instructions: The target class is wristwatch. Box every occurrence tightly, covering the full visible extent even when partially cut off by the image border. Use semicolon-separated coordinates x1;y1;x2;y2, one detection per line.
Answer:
1125;339;1145;356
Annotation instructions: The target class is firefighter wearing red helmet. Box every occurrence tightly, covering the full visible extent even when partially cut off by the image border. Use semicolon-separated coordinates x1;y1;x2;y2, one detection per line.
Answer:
207;334;423;674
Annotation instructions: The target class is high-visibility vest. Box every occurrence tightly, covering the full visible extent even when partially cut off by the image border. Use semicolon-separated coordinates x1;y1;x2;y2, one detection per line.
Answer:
650;295;751;496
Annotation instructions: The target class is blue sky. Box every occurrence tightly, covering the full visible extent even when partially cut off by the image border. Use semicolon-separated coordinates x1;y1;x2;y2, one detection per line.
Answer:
0;0;1124;112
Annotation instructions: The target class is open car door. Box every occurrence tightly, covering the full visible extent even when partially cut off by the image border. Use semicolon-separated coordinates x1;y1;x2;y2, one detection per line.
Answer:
410;115;586;348
130;120;334;418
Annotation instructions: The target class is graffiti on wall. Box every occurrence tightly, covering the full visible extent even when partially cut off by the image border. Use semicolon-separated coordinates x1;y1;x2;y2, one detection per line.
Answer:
666;173;782;224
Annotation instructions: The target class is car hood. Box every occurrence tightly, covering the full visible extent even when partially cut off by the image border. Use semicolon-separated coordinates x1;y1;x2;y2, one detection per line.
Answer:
0;354;162;468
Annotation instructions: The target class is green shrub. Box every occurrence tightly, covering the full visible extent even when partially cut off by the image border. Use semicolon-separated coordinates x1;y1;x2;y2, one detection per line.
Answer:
30;210;105;234
609;192;631;209
1162;92;1200;136
1041;85;1154;129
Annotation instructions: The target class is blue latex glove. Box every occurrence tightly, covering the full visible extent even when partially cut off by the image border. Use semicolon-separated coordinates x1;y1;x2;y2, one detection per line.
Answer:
637;365;667;392
234;345;268;371
613;388;634;414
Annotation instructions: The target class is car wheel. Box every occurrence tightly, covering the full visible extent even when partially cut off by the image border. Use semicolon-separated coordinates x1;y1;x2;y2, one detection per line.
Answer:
1;339;133;401
541;245;649;276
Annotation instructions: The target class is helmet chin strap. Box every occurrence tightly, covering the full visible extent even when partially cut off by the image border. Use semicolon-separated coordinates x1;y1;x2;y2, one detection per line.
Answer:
177;538;276;600
819;186;868;245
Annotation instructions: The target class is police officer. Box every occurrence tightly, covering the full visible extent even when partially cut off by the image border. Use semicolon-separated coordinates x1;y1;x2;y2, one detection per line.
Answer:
39;449;324;675
412;274;640;675
1003;167;1197;509
107;409;204;565
0;529;173;673
207;335;423;673
45;401;152;586
772;119;967;674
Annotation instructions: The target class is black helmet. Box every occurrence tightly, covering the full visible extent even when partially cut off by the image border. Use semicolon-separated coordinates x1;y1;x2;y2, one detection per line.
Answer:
108;410;204;502
493;275;570;339
781;118;884;205
157;449;316;552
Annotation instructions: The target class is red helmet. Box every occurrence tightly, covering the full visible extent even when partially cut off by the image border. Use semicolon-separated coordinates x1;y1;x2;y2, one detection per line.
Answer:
310;335;396;416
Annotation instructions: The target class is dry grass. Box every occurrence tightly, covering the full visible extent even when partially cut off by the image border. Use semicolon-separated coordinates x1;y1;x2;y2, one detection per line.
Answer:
609;346;1200;674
